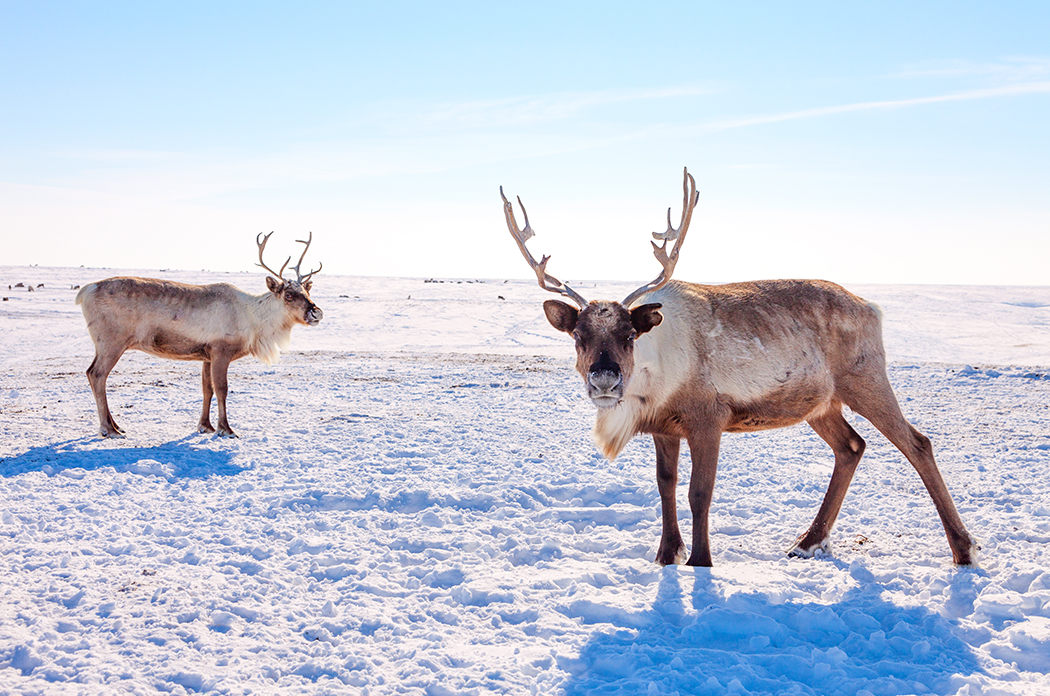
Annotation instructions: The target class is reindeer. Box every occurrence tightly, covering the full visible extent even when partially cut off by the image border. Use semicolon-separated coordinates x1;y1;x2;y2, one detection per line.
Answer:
500;168;977;567
75;233;323;438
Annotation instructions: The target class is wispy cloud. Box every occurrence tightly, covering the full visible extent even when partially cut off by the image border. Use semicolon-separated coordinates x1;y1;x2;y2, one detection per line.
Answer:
891;56;1050;81
420;85;714;129
36;78;1049;203
702;81;1050;132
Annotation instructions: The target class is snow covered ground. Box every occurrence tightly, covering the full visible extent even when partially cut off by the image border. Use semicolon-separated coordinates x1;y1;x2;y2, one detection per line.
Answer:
1;264;1049;695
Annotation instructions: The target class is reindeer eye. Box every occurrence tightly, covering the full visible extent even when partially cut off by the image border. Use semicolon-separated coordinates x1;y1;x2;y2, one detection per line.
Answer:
284;291;294;301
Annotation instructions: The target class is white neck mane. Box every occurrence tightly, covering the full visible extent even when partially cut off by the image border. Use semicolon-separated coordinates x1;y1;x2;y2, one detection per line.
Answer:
592;290;693;460
247;293;294;365
593;365;663;460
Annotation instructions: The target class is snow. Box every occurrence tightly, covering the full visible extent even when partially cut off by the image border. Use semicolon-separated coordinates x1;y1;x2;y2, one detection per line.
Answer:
1;265;1049;695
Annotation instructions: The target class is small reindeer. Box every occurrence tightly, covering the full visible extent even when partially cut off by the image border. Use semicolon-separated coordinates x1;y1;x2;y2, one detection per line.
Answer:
500;168;976;566
76;233;323;438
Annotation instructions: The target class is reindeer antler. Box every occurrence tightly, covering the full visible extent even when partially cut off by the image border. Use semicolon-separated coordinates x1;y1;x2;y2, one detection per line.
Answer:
500;186;589;309
256;231;290;280
290;231;322;284
621;167;698;308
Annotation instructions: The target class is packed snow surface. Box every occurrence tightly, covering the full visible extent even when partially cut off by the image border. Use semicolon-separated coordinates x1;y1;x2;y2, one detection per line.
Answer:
1;265;1049;695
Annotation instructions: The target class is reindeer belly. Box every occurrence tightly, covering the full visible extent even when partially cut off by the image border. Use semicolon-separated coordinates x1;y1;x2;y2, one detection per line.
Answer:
723;383;832;432
131;305;250;361
711;342;834;432
133;315;215;360
136;328;212;361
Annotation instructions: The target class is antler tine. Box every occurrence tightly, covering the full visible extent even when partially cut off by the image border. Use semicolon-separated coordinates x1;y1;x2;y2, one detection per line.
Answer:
290;231;322;284
256;231;291;280
500;186;589;309
622;167;699;308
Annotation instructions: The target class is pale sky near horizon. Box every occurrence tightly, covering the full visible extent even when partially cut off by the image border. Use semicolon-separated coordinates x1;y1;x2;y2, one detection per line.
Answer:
2;2;1048;286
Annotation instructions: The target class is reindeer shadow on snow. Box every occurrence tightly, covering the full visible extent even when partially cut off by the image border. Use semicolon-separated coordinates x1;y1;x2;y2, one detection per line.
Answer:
0;436;241;480
560;566;986;696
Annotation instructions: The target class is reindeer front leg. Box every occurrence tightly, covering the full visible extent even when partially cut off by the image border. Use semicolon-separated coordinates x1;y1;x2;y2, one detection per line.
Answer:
210;353;237;438
654;434;686;565
684;424;723;567
197;360;216;433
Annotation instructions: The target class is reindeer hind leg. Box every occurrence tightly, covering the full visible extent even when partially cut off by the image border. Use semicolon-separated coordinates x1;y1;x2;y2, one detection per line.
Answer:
789;405;866;558
842;369;977;566
86;346;125;437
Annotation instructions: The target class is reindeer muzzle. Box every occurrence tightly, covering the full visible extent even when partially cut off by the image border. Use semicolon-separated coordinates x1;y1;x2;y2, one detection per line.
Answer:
587;369;624;408
587;351;624;406
306;307;323;326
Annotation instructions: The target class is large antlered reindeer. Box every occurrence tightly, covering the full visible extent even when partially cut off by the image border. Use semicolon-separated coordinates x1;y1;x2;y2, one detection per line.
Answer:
76;233;323;438
500;168;977;566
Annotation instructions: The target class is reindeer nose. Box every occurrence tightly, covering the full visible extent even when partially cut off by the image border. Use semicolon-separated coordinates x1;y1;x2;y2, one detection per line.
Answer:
588;352;622;390
589;351;618;376
589;369;622;391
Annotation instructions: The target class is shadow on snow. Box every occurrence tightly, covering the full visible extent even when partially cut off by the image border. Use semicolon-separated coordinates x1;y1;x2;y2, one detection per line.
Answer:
0;436;242;479
560;564;984;696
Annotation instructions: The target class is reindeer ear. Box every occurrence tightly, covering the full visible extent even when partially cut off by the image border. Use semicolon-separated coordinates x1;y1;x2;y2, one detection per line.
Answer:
266;276;283;294
631;303;663;335
302;279;312;293
543;299;578;335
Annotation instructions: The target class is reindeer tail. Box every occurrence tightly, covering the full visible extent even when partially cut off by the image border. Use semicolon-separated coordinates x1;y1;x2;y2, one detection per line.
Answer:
75;282;97;306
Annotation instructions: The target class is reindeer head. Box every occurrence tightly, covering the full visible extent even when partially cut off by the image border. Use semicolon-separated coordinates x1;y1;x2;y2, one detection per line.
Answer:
257;232;324;327
501;168;697;408
544;299;664;407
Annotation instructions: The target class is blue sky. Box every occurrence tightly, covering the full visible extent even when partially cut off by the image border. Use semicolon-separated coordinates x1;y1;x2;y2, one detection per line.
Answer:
2;2;1048;285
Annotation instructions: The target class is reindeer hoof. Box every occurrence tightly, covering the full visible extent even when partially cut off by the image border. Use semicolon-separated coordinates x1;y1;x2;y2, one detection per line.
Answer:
787;534;830;559
216;429;238;438
198;423;216;434
100;429;125;439
655;543;687;566
952;538;981;567
684;553;714;567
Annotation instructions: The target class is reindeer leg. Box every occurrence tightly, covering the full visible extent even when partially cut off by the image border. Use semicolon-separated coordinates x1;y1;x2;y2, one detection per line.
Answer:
845;372;977;566
789;406;866;558
197;360;216;433
653;434;686;565
210;353;237;438
86;347;125;438
684;424;723;567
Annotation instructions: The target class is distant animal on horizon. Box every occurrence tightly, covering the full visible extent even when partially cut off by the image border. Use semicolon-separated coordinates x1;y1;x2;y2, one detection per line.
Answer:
76;233;324;438
499;168;977;567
